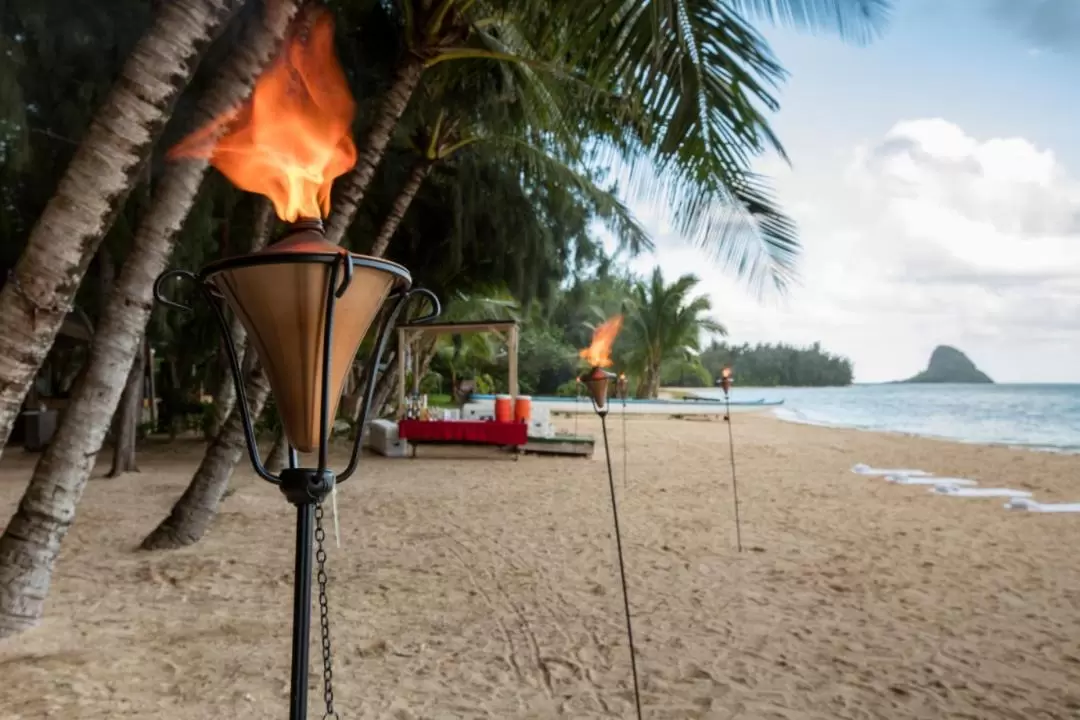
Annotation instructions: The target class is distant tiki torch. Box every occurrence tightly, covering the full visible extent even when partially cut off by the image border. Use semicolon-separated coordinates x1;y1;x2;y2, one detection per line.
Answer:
578;316;643;720
717;366;742;552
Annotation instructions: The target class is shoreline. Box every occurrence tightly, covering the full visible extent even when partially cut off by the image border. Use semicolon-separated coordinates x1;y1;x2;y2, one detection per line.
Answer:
767;407;1080;456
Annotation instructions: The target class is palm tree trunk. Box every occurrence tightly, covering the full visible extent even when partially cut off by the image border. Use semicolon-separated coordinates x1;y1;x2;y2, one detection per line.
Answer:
0;0;298;639
266;427;289;474
324;57;425;245
368;160;431;257
0;0;244;463
108;340;146;477
209;197;275;436
141;358;272;549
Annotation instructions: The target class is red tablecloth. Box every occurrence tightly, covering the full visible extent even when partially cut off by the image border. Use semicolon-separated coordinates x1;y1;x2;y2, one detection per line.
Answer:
398;419;527;446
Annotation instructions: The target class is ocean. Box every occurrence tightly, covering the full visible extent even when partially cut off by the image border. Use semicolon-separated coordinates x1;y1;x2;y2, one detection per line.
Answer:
693;384;1080;453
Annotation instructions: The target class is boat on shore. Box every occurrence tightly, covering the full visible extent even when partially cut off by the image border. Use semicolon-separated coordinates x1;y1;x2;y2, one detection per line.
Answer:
468;393;784;416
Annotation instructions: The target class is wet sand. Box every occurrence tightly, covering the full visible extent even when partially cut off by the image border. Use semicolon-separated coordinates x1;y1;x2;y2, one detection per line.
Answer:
1;414;1079;719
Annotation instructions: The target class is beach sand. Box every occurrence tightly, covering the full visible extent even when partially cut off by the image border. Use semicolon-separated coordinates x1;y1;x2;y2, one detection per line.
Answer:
1;414;1079;719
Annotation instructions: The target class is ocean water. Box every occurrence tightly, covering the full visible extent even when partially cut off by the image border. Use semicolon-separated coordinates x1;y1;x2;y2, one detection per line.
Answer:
692;384;1080;453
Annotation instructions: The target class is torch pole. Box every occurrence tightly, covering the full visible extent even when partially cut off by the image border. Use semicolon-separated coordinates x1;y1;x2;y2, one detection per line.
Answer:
600;414;643;720
284;447;314;720
289;503;315;720
621;396;628;489
723;391;743;553
574;385;581;437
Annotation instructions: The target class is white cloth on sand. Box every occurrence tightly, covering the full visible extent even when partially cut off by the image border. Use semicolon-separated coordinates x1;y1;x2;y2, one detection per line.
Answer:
886;475;977;487
1004;498;1080;513
931;485;1032;499
851;463;932;477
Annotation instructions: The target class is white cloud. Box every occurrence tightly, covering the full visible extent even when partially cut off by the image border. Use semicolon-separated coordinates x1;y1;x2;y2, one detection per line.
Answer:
632;119;1080;382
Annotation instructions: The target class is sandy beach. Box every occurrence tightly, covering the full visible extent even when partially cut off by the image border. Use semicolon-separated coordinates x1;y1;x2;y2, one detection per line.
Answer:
1;414;1079;719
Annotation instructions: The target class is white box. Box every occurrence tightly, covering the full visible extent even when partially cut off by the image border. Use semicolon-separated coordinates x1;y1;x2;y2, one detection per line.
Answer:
367;419;409;458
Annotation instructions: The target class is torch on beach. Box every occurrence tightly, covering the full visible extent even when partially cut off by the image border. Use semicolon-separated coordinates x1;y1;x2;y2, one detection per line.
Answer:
154;11;439;720
718;366;743;553
578;315;643;720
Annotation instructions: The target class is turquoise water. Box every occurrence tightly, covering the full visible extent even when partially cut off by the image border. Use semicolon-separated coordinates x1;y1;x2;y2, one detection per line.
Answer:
692;384;1080;453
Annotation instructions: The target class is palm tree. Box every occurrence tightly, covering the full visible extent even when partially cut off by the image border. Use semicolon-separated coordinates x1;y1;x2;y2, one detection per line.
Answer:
368;63;651;259
142;0;893;555
0;0;247;465
623;268;726;398
563;0;888;294
0;0;300;638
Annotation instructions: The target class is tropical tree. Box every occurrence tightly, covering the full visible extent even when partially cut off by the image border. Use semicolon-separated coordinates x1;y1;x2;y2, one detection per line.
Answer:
0;0;300;638
623;268;726;398
0;0;246;464
143;0;889;557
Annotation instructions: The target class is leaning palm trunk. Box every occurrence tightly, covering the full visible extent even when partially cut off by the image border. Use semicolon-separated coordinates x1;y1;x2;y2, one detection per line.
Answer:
0;0;244;463
108;340;147;477
0;0;298;639
265;427;289;474
324;58;426;245
141;358;272;549
208;198;275;436
368;159;431;257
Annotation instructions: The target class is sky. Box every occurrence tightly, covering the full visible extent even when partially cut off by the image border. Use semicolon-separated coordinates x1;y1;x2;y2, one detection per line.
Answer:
623;0;1080;384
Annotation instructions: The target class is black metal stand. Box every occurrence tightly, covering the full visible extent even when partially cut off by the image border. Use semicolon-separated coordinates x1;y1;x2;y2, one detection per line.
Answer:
289;503;315;720
280;463;336;720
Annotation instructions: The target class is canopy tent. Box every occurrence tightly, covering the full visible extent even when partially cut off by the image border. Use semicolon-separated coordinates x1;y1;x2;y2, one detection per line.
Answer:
396;319;519;415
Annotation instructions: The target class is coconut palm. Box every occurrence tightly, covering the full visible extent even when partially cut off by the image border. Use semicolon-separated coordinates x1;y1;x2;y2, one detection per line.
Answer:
563;0;889;295
368;64;651;259
141;0;893;555
0;0;247;465
0;0;301;638
623;268;726;398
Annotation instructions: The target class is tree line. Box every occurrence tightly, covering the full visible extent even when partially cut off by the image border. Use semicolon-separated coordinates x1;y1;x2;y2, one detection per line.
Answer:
666;340;855;387
0;0;890;638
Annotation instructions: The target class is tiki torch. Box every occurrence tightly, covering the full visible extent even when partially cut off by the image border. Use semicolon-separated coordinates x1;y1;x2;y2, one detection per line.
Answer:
579;316;643;720
152;12;442;719
717;366;742;552
617;372;628;489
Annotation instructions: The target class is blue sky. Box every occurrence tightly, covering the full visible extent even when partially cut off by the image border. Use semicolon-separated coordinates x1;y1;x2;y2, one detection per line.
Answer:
627;0;1080;383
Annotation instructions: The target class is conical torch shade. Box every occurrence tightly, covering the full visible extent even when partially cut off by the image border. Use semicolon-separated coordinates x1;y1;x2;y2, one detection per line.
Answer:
584;367;614;411
202;223;411;453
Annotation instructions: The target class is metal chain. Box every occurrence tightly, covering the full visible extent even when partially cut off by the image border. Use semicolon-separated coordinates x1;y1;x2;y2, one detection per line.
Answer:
314;502;339;719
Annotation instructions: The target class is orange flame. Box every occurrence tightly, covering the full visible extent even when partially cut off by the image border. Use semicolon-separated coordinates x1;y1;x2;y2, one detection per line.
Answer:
579;315;623;368
169;9;357;222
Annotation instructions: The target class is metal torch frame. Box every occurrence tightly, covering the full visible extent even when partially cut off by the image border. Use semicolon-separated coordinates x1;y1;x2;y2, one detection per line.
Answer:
154;251;440;720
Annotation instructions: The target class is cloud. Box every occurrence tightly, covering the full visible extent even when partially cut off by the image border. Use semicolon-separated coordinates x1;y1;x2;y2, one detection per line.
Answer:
635;119;1080;382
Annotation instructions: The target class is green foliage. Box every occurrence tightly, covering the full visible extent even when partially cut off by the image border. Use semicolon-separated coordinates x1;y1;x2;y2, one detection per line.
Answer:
3;0;886;414
621;268;725;397
473;373;495;395
419;371;443;394
697;341;854;387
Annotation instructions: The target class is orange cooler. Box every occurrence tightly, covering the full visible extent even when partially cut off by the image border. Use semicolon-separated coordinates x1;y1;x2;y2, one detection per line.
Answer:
494;395;513;423
514;396;532;423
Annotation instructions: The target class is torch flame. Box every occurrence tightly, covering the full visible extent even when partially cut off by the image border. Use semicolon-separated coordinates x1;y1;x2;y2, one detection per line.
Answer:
169;9;357;222
579;315;623;368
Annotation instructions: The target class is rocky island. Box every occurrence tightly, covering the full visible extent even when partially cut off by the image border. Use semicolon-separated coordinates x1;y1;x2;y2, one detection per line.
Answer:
901;346;994;384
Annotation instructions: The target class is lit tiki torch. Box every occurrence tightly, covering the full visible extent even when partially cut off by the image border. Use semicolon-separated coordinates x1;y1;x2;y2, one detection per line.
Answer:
154;11;439;720
578;316;643;720
716;366;742;552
